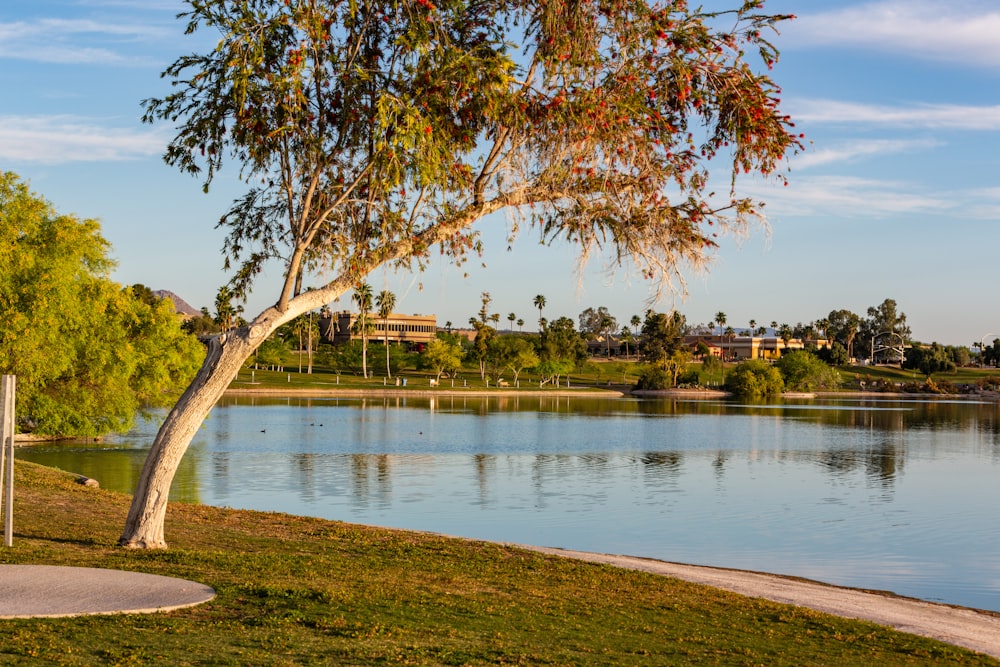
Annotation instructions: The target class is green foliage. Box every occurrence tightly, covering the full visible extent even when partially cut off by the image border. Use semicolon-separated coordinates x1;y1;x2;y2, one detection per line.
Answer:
538;316;588;369
641;311;688;368
727;360;784;399
636;366;671;390
487;336;539;384
254;337;290;370
904;343;959;377
0;173;202;436
369;343;416;376
822;342;850;366
181;307;221;337
322;340;366;375
421;337;464;380
776;351;840;392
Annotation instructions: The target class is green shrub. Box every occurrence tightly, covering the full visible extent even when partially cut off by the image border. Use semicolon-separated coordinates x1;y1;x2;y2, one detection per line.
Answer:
776;350;840;391
727;360;784;398
635;366;671;390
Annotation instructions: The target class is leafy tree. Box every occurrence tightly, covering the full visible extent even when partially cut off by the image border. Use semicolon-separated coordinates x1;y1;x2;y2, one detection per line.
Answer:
468;292;496;380
182;307;221;337
421;336;464;381
579;306;618;357
641;311;687;369
700;352;724;386
490;336;539;385
254;336;289;370
376;290;397;378
903;343;957;377
537;316;587;383
727;359;783;399
983;338;1000;368
0;172;202;436
122;0;801;548
860;298;910;364
822;342;850;367
776;350;840;392
826;309;861;360
635;365;671;390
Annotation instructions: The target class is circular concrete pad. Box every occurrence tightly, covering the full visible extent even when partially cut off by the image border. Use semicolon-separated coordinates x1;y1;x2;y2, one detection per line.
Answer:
0;565;215;618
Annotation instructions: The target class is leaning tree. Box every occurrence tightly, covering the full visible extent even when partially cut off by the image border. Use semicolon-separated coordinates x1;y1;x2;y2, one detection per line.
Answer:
120;0;801;547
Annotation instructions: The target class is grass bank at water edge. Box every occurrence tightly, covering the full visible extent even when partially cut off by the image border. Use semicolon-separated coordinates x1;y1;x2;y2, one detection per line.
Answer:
1;463;996;666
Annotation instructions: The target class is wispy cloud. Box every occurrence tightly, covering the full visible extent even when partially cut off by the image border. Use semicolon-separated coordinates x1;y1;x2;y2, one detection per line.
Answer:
791;138;943;170
0;17;171;65
0;115;167;163
786;1;1000;66
788;99;1000;131
746;175;956;219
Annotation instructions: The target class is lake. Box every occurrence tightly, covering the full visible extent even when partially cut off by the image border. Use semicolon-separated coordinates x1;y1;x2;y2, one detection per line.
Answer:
17;394;1000;613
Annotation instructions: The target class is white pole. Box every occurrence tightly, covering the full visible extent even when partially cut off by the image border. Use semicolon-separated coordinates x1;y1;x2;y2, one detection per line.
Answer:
1;375;15;547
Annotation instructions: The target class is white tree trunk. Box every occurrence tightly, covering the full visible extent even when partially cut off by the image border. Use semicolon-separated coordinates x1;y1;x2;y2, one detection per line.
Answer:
118;327;262;548
115;290;325;548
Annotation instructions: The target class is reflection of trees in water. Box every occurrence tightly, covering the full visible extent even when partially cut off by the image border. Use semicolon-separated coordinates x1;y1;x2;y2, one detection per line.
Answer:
349;454;392;508
812;436;903;489
640;451;683;471
294;453;317;502
474;453;495;505
712;452;728;480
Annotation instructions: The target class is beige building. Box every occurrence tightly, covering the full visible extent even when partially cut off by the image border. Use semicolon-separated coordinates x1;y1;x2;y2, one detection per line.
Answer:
684;335;829;361
320;311;437;348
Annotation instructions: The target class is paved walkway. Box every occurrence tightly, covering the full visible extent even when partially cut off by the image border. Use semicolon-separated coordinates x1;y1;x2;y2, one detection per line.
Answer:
0;565;215;619
520;546;1000;661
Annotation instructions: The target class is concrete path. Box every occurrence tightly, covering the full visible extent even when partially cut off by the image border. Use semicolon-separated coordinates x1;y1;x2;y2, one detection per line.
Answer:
0;565;215;619
521;546;1000;661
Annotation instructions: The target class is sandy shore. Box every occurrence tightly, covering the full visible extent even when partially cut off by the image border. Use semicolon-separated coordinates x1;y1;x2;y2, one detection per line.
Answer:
518;545;1000;660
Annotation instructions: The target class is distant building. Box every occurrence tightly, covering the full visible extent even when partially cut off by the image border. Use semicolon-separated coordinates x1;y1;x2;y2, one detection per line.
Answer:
684;334;829;361
319;311;437;349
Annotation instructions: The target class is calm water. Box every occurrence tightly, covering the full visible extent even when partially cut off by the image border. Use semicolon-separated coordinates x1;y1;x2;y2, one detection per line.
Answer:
18;395;1000;612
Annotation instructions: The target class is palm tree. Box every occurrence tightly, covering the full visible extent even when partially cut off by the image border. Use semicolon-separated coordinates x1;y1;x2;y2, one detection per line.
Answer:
516;318;524;333
352;283;373;378
779;323;793;353
724;325;735;361
376;289;396;378
714;311;727;337
533;294;546;330
621;326;633;358
748;319;756;337
507;312;516;332
630;315;641;335
445;320;452;333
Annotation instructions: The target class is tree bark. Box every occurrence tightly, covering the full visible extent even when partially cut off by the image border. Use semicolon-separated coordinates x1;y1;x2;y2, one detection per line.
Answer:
118;324;266;548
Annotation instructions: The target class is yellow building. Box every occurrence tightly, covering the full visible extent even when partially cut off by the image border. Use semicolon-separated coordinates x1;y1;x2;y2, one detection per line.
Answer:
685;335;828;361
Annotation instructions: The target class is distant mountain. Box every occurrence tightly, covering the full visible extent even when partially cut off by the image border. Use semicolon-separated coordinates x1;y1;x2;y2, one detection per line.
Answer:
153;290;202;317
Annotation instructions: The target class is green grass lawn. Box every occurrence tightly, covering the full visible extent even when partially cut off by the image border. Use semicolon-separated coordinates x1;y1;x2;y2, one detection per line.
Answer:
1;463;996;665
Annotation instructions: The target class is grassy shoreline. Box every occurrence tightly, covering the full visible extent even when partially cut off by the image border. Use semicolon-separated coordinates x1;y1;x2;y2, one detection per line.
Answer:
1;463;997;665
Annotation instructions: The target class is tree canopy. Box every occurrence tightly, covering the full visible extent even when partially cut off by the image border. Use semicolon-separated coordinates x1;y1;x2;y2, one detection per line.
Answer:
0;173;203;436
122;0;801;548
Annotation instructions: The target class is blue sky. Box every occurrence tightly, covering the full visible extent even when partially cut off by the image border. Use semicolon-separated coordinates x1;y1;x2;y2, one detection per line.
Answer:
2;1;998;346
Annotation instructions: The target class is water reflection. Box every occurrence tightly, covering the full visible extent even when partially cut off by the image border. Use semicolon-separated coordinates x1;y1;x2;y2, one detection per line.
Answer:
16;396;1000;612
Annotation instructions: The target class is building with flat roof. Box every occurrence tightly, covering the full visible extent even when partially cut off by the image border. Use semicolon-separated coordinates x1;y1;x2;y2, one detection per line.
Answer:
319;311;437;349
